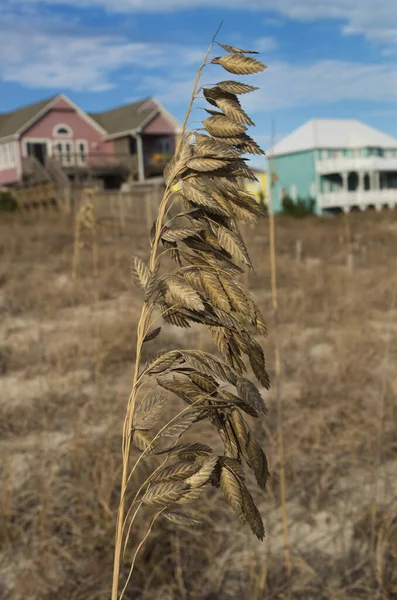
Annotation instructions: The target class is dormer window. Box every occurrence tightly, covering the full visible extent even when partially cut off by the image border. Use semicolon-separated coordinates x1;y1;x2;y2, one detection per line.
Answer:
53;124;73;137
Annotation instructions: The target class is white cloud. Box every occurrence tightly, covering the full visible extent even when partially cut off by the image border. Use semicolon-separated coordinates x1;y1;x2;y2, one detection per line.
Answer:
1;4;396;116
253;37;278;52
0;23;204;91
10;0;397;45
138;59;397;112
247;60;397;111
263;16;285;27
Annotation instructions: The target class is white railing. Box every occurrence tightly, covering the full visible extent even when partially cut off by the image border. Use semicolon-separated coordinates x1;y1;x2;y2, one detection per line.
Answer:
318;189;397;210
316;156;397;175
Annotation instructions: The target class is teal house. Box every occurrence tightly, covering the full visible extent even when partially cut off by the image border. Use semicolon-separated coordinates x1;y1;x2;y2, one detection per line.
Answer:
269;119;397;214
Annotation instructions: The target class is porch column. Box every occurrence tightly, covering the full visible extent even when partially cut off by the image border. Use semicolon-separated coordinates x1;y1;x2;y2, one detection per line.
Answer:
375;171;381;190
342;172;348;191
136;133;145;182
358;171;365;191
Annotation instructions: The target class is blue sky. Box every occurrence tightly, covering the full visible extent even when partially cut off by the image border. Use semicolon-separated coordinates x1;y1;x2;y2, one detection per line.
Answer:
1;0;397;165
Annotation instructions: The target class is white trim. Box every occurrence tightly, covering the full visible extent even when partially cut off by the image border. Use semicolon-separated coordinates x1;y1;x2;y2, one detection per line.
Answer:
104;129;137;141
135;109;160;134
0;134;18;143
57;94;107;135
18;93;107;138
15;140;22;179
23;138;52;159
52;139;75;166
52;123;73;137
0;140;17;171
18;96;61;137
136;133;145;181
103;100;182;140
75;139;88;166
149;98;183;133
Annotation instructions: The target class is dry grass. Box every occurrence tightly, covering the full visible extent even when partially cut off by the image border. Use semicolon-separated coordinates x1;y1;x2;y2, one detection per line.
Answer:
110;36;271;598
0;208;397;599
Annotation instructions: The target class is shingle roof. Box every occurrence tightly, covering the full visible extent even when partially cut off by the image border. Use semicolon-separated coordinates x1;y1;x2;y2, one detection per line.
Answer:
272;119;397;156
89;98;156;136
0;96;57;139
0;95;178;140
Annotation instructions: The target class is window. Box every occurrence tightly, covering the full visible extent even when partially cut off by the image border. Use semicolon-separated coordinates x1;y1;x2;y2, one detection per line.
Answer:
158;139;171;153
76;140;88;166
53;140;74;166
53;124;73;137
0;142;16;170
290;184;297;200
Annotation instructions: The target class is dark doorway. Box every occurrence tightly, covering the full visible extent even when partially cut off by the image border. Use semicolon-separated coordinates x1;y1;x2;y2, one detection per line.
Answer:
26;142;47;166
348;172;358;191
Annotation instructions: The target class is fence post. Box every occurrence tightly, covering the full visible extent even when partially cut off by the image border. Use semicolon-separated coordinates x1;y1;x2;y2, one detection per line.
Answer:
295;239;302;262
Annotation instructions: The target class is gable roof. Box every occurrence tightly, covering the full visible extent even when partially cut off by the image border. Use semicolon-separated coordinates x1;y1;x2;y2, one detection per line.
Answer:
89;98;158;136
0;94;180;141
0;96;57;139
272;119;397;156
89;97;181;138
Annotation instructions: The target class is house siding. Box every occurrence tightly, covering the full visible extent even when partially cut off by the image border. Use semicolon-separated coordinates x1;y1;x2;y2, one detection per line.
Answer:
272;150;316;212
0;167;18;186
20;103;113;158
0;140;19;185
113;136;134;155
143;113;176;135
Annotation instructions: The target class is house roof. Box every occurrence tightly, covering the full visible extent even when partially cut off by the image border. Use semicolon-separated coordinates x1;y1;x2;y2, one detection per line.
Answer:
0;94;180;141
0;96;57;139
271;119;397;156
89;98;159;136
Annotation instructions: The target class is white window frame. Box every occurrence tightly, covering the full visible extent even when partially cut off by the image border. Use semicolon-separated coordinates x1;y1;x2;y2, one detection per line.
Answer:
158;138;171;153
52;123;73;137
23;138;52;159
76;139;88;166
290;184;297;201
53;140;75;166
0;142;16;170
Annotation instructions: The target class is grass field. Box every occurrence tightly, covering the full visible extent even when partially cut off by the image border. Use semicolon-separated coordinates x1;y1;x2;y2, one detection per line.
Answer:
0;208;396;599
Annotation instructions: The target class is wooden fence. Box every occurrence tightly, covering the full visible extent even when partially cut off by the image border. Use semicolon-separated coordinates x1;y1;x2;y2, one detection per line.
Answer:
79;183;165;230
10;179;166;229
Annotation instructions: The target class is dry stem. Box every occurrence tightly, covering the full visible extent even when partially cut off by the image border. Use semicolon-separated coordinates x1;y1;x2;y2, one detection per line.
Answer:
268;121;291;576
111;26;222;599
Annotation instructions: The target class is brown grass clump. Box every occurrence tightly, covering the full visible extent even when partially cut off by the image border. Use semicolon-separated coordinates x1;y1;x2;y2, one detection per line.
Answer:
111;31;271;597
1;205;397;599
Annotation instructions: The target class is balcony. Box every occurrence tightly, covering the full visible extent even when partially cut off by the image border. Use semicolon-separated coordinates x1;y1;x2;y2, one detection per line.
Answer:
318;189;397;211
50;153;138;175
316;156;397;175
145;151;173;178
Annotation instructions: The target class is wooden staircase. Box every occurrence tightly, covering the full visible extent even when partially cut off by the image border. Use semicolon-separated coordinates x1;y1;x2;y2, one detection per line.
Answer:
13;156;72;214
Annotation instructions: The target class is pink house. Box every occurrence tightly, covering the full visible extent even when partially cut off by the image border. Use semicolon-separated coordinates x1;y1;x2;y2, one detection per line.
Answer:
0;94;181;188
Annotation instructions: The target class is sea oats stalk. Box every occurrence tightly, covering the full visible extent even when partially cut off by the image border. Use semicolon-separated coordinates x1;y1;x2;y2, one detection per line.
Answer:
72;190;98;282
111;29;270;599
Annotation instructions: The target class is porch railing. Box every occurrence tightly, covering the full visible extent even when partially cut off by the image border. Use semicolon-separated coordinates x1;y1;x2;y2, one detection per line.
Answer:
50;152;138;173
318;189;397;210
